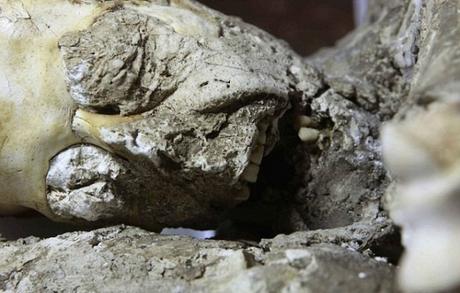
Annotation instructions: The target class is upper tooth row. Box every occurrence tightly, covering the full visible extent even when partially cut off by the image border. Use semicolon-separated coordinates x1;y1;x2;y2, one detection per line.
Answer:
242;116;320;185
241;163;260;183
242;124;269;183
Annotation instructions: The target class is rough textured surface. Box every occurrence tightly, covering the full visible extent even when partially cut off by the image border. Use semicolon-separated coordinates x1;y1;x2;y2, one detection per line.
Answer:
384;104;460;293
290;0;416;231
0;0;308;229
4;0;460;292
0;0;404;235
381;1;460;292
47;145;137;222
0;225;397;293
226;0;416;243
262;219;401;263
59;0;303;229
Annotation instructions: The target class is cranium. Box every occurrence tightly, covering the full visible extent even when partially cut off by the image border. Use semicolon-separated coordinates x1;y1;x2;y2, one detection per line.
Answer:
0;0;303;230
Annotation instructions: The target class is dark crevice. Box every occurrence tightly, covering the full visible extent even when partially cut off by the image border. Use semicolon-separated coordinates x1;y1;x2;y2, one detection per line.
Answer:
90;104;121;115
366;225;404;265
205;118;229;140
217;109;307;240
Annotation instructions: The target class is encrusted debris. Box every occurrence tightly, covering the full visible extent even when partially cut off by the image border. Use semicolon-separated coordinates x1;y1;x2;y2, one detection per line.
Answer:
0;226;397;293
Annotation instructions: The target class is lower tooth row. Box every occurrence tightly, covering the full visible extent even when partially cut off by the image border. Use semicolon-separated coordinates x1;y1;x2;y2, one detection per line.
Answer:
241;124;269;183
241;163;260;183
250;145;265;165
257;123;268;144
257;131;267;144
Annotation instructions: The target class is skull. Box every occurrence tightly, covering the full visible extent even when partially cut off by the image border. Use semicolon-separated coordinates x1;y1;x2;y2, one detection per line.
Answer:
0;0;300;230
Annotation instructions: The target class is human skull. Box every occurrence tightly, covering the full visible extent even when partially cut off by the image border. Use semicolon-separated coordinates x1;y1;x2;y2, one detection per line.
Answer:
0;0;303;230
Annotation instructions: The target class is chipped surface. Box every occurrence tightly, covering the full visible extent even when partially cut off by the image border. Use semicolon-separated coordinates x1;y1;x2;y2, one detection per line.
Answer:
382;1;460;292
0;225;397;292
0;0;301;228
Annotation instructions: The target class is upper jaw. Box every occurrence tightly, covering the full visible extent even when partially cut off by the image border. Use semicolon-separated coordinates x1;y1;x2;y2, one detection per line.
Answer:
45;0;298;227
71;94;288;201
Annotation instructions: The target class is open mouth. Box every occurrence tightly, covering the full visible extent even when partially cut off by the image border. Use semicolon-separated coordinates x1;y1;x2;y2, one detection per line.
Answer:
221;110;307;239
241;122;269;184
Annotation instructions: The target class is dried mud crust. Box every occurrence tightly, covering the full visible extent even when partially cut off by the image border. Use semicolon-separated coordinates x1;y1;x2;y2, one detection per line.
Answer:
2;0;449;292
47;1;307;229
59;9;205;116
0;225;397;293
224;1;417;253
381;1;460;292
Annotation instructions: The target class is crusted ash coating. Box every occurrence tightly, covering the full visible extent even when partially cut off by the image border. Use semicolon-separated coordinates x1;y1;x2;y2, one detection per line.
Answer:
42;0;308;229
226;0;416;244
382;1;460;292
0;225;397;293
256;1;425;264
295;0;417;231
0;0;309;229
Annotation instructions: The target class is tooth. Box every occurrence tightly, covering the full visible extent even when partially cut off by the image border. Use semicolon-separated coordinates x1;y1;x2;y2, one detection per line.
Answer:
297;115;313;128
298;127;319;143
257;131;267;145
258;123;269;132
242;164;260;183
250;145;265;165
257;123;269;145
73;109;142;139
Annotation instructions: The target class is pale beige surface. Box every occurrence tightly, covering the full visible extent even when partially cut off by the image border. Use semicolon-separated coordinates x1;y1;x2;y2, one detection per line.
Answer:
0;0;209;216
0;0;106;216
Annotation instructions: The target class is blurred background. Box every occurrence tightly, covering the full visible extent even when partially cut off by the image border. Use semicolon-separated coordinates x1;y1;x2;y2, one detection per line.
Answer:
201;0;357;56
